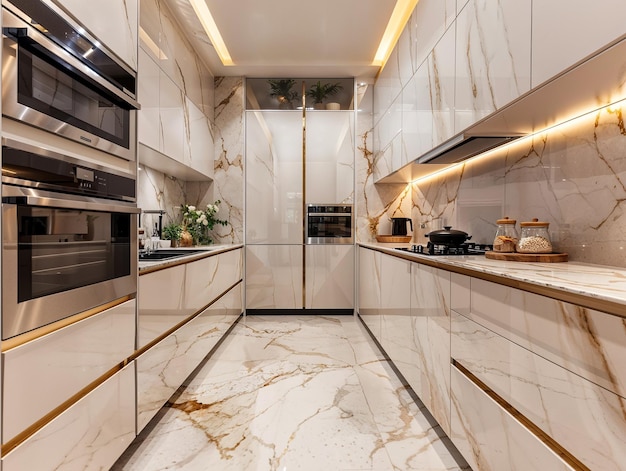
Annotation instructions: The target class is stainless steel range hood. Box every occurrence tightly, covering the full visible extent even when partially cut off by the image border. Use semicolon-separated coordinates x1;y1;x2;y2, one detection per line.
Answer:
377;33;626;184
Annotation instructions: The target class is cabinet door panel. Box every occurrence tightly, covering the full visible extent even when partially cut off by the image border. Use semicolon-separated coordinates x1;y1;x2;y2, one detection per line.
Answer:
411;264;452;435
532;0;626;87
55;0;138;70
3;300;135;442
2;364;135;471
159;70;185;161
358;247;381;338
138;49;160;152
246;245;303;309
452;311;626;470
455;0;531;131
246;112;303;244
451;365;574;471
305;245;354;309
305;112;354;204
379;255;411;377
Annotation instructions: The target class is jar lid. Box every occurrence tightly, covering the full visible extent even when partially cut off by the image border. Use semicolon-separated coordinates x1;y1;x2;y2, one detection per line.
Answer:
496;216;516;224
520;218;549;227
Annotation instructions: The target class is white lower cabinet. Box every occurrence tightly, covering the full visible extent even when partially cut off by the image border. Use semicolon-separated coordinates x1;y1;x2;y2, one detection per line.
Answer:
410;264;451;435
2;300;135;442
137;282;242;432
246;245;303;309
2;363;135;471
379;254;412;378
450;364;574;471
357;247;381;338
305;245;354;309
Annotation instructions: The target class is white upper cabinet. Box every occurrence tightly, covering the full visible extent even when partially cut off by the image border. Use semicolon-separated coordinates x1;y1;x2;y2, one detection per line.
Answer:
56;0;138;71
305;111;354;204
531;0;626;87
245;112;303;244
454;0;531;132
138;49;160;153
137;0;214;179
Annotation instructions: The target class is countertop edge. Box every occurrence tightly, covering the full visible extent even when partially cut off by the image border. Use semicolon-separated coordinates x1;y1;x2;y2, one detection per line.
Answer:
358;242;626;319
138;244;243;274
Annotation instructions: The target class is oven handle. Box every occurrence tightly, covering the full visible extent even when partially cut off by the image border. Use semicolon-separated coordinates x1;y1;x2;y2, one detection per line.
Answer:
307;213;352;217
3;7;140;110
2;188;140;214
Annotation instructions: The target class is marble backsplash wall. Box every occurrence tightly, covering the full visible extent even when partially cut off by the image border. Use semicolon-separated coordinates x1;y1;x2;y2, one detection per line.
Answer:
410;102;626;268
137;76;244;244
212;76;245;244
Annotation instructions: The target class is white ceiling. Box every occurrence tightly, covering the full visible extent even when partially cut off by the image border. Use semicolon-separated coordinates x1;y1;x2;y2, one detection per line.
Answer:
163;0;398;79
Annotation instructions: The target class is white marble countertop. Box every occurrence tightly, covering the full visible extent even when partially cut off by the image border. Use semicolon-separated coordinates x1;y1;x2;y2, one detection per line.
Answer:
138;244;243;273
359;242;626;314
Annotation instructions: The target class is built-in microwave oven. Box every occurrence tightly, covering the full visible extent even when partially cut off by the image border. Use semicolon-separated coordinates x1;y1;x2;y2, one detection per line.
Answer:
306;204;353;244
1;0;140;160
1;138;139;340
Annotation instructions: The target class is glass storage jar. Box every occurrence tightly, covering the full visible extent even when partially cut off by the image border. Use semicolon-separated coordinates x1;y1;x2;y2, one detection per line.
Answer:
493;217;518;252
517;218;553;253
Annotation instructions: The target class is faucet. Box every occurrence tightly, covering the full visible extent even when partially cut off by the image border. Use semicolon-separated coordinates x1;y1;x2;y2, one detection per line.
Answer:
141;209;165;238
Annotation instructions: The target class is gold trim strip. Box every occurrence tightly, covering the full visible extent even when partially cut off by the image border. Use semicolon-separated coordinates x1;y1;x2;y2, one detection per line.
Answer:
131;279;243;360
452;360;590;471
1;295;133;352
302;80;307;309
362;244;626;320
139;245;243;276
1;362;126;455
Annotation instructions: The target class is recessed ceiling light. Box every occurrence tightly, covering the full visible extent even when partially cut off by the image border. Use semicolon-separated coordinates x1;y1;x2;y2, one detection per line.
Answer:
189;0;234;66
373;0;419;69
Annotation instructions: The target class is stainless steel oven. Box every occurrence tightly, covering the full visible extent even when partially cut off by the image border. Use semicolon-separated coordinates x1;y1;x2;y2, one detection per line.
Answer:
306;204;353;244
1;139;139;340
1;0;139;160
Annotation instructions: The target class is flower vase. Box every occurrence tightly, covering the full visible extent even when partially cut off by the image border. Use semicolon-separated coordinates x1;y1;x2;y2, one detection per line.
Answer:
180;228;194;247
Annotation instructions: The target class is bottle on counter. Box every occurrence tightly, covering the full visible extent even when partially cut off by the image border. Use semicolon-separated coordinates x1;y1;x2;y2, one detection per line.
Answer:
138;227;146;250
493;217;518;253
517;218;553;253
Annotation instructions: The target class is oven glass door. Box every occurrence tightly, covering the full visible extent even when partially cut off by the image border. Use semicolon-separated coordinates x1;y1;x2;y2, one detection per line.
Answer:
17;43;130;149
307;215;352;241
16;205;131;302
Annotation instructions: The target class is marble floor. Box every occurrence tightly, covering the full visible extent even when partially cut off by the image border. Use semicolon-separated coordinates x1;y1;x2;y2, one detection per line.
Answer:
113;315;469;471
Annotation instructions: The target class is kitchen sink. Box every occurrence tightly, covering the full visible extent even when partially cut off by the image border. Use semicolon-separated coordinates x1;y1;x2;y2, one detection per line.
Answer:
139;249;204;261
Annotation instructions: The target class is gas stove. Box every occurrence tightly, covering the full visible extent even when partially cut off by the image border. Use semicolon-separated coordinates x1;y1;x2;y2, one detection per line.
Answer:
395;242;492;256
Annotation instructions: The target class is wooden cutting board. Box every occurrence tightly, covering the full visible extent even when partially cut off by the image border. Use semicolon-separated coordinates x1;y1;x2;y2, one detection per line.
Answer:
485;251;568;262
376;235;412;243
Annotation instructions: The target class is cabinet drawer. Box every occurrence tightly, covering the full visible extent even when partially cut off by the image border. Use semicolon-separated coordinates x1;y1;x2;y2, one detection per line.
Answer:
185;249;242;312
2;300;135;442
2;363;135;471
452;311;626;470
138;264;187;348
137;282;242;432
470;278;626;398
450;365;574;471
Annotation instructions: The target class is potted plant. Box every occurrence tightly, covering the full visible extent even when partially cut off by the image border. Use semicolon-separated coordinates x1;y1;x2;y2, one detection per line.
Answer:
268;79;299;109
306;81;343;110
162;223;182;248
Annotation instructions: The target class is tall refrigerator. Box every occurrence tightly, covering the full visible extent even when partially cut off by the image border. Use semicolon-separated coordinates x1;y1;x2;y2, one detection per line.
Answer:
245;107;355;313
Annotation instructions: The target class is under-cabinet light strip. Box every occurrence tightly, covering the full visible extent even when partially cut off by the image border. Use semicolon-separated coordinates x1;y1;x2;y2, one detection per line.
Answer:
411;96;626;185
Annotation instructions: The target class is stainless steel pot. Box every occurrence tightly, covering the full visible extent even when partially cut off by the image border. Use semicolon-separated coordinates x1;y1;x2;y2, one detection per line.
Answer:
426;226;471;245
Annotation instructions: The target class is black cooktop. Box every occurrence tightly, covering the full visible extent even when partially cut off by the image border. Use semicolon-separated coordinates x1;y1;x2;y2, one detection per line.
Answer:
395;242;492;256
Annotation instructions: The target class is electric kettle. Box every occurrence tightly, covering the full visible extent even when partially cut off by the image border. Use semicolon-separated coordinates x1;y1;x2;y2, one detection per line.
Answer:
391;217;413;236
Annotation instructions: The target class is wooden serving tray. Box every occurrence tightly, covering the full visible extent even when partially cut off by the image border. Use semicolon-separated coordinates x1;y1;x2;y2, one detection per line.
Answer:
376;235;412;243
485;251;568;262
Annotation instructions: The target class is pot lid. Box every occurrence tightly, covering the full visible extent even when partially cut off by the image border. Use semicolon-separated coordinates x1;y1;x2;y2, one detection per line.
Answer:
428;226;469;236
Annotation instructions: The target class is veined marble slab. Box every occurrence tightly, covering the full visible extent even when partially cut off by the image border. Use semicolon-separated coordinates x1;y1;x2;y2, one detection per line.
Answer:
114;315;468;470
